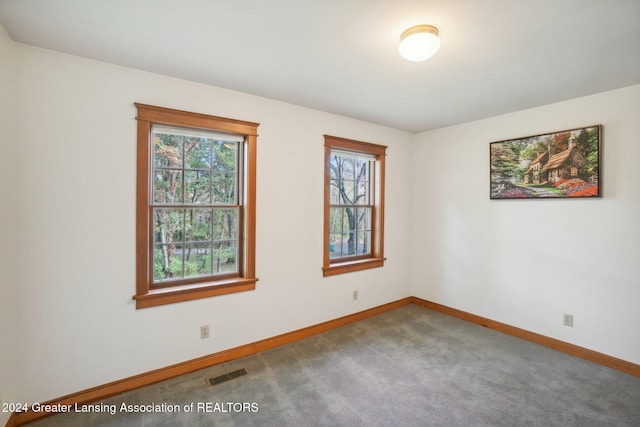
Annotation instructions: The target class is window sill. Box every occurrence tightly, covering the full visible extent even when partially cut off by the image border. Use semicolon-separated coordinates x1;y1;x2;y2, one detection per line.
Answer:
134;277;258;309
322;257;385;277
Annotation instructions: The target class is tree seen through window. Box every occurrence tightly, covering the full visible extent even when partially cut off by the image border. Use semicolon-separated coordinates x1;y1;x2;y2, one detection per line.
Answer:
152;128;240;284
329;152;373;259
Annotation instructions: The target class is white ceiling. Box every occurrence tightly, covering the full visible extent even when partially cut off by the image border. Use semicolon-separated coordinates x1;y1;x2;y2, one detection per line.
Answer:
1;0;639;133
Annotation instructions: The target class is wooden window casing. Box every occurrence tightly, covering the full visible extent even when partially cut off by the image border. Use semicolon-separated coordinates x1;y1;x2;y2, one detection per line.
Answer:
135;103;258;308
323;135;386;277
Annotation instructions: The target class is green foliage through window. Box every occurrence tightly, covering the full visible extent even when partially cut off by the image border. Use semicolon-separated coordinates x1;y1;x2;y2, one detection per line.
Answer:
152;127;241;283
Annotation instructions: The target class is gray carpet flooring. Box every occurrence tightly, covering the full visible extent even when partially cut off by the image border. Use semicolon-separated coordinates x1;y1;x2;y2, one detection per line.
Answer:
29;305;640;426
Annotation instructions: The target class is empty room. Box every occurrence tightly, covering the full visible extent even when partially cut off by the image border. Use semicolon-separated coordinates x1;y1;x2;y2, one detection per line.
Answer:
0;1;639;426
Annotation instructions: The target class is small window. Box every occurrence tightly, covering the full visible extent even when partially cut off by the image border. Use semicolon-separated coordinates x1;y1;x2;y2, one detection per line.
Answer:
135;104;258;308
323;135;386;276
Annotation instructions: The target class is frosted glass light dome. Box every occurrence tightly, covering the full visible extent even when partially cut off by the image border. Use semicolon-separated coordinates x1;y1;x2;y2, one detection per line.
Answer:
398;25;441;62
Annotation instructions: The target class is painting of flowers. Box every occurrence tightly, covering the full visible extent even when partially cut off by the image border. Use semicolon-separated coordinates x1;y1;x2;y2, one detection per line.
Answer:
490;125;601;199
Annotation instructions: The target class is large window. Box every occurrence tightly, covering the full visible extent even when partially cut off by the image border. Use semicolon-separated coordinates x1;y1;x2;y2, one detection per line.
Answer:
135;104;258;308
323;135;386;276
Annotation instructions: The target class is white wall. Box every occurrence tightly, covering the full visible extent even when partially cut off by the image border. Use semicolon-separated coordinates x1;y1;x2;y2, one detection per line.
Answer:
411;85;640;364
0;24;16;427
11;43;413;404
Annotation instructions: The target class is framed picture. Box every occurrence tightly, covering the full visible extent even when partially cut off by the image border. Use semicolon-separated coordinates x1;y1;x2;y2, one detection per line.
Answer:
490;125;601;199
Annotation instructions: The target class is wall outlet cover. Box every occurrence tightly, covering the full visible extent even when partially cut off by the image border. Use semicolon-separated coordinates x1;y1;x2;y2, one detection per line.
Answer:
563;314;574;327
200;325;210;339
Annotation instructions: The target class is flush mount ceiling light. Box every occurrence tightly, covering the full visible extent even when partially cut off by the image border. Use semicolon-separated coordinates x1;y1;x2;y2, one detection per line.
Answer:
398;24;441;62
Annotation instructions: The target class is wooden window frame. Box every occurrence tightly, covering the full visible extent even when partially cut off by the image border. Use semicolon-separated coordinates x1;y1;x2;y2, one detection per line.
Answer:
135;103;258;308
323;135;386;277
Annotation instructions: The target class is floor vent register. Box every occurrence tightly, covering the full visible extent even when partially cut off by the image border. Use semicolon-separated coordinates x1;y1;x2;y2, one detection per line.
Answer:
208;368;248;386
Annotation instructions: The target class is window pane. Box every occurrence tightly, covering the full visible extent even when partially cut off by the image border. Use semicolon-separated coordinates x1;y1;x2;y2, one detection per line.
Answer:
355;179;369;205
150;134;241;284
184;243;213;278
342;157;355;180
354;160;370;205
328;206;372;259
329;181;341;204
212;140;238;204
213;241;238;274
184;170;211;204
154;243;184;281
329;207;345;234
154;209;184;246
332;155;367;181
344;219;358;256
341;179;355;204
185;209;212;242
154;134;183;169
329;233;345;259
324;136;385;275
329;155;340;179
355;207;371;232
329;207;346;258
153;170;183;204
184;137;211;170
330;153;372;206
213;208;238;241
355;231;372;256
330;178;355;205
354;158;369;179
212;140;238;173
355;208;371;256
212;172;237;204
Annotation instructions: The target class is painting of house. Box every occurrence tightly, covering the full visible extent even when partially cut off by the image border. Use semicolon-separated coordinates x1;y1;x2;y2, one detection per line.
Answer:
490;125;601;199
543;143;587;184
523;151;549;184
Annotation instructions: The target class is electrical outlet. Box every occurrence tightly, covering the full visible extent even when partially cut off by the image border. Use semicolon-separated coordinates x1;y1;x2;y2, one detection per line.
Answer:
563;314;573;327
353;290;358;300
200;325;210;339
